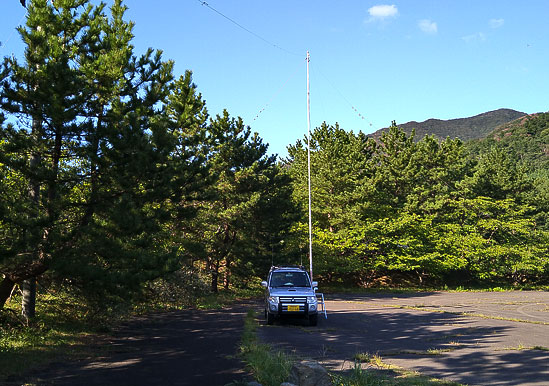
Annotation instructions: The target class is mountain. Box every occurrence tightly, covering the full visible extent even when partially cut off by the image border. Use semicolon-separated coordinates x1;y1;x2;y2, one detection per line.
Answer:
370;108;527;142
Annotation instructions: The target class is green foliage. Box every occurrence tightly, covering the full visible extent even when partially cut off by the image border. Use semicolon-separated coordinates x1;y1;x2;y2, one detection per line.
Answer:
0;0;181;306
0;0;295;322
331;361;465;385
184;110;296;292
287;122;375;231
468;112;549;231
286;119;549;287
285;123;377;280
459;147;531;201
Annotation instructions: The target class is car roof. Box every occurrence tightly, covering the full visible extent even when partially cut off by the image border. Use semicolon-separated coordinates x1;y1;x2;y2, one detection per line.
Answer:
270;265;307;273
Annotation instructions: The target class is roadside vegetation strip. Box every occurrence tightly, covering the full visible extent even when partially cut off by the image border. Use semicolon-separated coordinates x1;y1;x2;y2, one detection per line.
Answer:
496;344;549;352
238;310;294;386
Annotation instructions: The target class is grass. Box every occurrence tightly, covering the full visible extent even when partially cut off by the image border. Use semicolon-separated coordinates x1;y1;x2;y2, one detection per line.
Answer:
322;282;549;294
337;353;466;386
194;287;262;310
0;290;109;382
497;344;549;352
237;310;293;386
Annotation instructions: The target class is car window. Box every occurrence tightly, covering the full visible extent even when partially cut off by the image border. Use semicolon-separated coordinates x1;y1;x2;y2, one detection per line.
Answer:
270;272;310;287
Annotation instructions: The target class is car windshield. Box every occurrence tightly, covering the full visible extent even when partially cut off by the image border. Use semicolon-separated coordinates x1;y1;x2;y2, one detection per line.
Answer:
270;271;310;287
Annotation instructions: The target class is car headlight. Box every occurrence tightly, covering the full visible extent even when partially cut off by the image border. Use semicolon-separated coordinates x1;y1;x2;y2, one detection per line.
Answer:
307;296;317;304
268;296;279;303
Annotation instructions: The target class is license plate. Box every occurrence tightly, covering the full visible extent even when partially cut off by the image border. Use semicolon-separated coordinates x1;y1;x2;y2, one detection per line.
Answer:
287;305;300;312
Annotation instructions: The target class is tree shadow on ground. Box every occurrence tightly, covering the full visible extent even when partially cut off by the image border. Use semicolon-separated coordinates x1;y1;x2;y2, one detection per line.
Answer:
7;303;257;386
258;299;549;386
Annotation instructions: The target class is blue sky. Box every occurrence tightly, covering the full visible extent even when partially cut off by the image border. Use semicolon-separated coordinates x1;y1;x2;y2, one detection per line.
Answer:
1;1;548;158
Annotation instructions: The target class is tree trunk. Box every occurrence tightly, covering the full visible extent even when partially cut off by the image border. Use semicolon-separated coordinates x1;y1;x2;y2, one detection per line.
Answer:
211;270;218;293
23;114;42;319
21;278;36;319
210;261;219;293
223;259;231;290
0;277;16;309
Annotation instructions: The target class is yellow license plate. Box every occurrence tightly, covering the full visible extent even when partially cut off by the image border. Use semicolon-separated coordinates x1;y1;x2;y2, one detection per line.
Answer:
287;305;300;312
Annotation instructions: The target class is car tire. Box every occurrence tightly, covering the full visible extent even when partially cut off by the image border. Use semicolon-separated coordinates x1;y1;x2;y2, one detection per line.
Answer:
267;312;274;325
309;314;318;326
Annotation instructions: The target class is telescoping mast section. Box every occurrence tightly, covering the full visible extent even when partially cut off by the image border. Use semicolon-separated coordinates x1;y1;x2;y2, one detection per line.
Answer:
306;51;327;320
306;51;313;283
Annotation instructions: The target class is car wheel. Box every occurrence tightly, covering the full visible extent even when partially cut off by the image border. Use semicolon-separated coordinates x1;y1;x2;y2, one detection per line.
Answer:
267;312;274;325
309;314;318;326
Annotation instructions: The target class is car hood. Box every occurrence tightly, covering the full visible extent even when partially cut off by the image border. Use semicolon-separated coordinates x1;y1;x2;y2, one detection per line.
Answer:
269;287;315;297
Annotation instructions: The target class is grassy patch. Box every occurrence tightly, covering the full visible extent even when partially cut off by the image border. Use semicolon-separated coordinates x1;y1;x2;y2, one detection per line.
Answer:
497;344;549;352
332;364;465;386
338;354;465;386
194;287;262;310
0;290;109;381
237;310;293;386
322;283;549;294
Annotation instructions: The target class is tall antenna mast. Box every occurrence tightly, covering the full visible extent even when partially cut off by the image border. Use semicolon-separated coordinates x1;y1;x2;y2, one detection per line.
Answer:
306;51;313;281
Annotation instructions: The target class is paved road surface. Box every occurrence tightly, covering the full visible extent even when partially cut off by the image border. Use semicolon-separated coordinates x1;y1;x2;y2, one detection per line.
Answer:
12;292;549;386
14;303;254;386
258;291;549;386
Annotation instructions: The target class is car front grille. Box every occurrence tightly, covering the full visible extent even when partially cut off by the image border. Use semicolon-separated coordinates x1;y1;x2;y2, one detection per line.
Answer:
279;296;307;313
279;296;307;303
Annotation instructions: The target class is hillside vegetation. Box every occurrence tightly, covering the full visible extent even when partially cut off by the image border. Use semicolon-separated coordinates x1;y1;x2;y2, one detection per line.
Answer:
467;112;549;230
371;108;526;142
468;112;549;170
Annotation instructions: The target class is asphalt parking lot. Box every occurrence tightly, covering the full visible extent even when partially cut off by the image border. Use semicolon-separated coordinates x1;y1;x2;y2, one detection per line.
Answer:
257;291;549;386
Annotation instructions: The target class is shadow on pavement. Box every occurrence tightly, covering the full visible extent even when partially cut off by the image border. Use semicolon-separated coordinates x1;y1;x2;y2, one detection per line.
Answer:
10;303;257;386
257;295;549;386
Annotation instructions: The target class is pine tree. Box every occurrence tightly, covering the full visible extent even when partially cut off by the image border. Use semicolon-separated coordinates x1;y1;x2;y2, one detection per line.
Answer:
0;0;190;310
0;0;94;311
186;111;290;292
285;122;376;281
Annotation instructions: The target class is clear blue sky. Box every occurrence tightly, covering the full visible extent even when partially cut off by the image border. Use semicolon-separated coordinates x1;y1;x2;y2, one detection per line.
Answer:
1;1;548;158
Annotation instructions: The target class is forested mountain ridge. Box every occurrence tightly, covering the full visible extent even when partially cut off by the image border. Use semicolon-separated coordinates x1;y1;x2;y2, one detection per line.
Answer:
467;112;549;170
371;108;526;142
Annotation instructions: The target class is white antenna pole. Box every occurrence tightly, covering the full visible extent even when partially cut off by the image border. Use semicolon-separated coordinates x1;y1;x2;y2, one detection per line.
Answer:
306;51;313;281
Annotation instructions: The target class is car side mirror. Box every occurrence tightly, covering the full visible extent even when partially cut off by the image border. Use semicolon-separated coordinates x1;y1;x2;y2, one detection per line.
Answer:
312;281;318;289
261;281;268;288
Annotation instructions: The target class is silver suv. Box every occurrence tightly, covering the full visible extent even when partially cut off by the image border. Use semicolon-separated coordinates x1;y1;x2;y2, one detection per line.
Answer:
261;266;319;326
